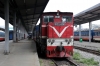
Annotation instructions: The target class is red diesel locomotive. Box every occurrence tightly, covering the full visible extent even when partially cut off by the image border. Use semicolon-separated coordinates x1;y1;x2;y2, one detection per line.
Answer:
34;10;74;58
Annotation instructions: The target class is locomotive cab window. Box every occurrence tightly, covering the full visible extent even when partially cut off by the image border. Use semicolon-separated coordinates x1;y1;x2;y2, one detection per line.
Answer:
62;16;72;22
43;16;54;23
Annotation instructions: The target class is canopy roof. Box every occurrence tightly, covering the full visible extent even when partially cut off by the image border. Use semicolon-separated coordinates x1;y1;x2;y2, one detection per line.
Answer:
0;0;49;32
74;3;100;25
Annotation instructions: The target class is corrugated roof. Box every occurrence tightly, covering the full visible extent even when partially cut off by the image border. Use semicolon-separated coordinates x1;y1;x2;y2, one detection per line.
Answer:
0;0;49;32
74;3;100;25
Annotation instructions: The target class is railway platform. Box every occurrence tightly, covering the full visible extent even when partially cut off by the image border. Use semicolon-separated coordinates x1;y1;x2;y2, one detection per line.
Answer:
0;39;40;66
74;41;100;51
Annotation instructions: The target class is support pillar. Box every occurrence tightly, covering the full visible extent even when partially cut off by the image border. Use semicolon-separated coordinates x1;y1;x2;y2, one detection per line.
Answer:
13;12;16;42
79;24;81;40
22;26;24;39
20;24;22;40
89;22;92;43
16;26;18;41
4;0;9;54
18;19;20;41
23;28;26;39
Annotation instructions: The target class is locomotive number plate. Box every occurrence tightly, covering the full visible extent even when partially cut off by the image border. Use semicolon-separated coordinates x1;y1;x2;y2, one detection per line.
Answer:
55;16;60;18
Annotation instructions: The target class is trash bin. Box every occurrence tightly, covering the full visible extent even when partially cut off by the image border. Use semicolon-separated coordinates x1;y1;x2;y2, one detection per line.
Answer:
79;38;83;42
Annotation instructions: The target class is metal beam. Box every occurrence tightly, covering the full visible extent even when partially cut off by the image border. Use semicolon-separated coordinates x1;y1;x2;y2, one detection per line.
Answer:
0;1;4;7
33;0;38;19
11;0;28;33
22;13;40;16
23;18;38;20
16;4;45;10
75;14;100;25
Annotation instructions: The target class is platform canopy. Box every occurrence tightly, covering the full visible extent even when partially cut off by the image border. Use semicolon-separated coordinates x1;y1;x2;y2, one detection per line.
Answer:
0;0;49;32
74;3;100;25
0;27;4;31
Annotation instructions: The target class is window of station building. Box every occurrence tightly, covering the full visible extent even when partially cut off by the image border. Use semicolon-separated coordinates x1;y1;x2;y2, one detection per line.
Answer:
43;16;54;23
62;16;72;22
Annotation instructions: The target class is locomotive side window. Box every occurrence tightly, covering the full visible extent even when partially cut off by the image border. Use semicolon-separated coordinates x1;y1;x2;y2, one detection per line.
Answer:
49;16;54;22
43;16;54;23
62;16;72;22
44;16;48;22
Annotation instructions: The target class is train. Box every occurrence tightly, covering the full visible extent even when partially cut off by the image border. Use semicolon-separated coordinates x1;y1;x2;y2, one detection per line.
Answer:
74;29;100;41
33;10;74;58
0;30;13;41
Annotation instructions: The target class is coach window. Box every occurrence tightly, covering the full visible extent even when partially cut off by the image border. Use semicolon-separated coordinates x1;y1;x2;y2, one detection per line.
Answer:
43;16;54;23
95;32;97;36
97;32;98;36
99;32;100;36
62;16;72;22
98;32;99;36
96;32;98;36
95;32;96;36
83;33;85;36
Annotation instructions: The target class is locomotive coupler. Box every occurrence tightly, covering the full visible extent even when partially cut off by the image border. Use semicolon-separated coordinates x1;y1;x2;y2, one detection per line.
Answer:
55;42;64;52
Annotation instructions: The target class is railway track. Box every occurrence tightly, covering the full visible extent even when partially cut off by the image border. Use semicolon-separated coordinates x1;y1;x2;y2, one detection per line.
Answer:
52;58;78;66
74;46;100;56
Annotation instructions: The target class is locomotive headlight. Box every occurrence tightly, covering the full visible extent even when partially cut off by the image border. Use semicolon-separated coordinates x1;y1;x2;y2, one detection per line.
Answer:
68;39;71;44
52;39;55;43
48;39;51;43
65;39;68;42
51;39;55;44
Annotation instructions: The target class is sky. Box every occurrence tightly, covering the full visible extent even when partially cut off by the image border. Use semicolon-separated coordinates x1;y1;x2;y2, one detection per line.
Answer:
0;17;13;30
0;0;100;30
44;0;100;15
37;0;100;30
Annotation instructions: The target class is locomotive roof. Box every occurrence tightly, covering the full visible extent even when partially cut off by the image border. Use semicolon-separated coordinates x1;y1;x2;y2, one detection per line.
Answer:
43;12;73;15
